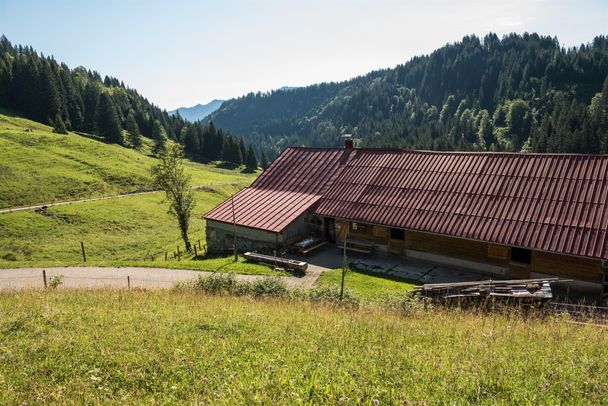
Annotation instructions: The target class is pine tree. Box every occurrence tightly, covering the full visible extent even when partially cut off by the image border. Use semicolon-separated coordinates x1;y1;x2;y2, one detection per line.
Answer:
238;138;247;163
52;112;68;134
38;61;61;124
82;81;100;133
182;125;199;156
221;137;242;167
152;119;167;155
245;145;257;172
95;92;123;144
125;110;142;149
260;151;269;170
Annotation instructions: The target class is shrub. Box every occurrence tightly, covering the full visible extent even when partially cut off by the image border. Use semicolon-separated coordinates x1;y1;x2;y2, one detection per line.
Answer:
250;277;288;297
382;292;434;314
191;272;237;295
48;275;64;290
1;252;17;261
307;285;359;307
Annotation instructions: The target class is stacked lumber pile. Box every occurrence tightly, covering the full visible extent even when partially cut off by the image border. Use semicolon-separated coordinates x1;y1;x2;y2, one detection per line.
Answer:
415;278;560;303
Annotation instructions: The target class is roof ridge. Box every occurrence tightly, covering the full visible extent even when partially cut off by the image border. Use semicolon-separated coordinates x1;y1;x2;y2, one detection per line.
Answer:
284;146;608;157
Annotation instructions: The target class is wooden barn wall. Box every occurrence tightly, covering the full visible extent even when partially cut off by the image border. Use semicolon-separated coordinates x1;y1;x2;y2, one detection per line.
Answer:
348;222;387;243
282;213;309;242
531;251;603;283
405;231;491;263
326;218;604;283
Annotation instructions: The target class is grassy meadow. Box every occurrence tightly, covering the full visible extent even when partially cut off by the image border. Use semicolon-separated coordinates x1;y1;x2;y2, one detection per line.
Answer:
318;267;418;298
0;187;284;274
0;112;268;272
0;112;254;209
0;290;606;404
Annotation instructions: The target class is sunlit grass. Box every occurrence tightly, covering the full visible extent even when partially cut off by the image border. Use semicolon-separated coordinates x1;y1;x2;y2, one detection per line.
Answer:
317;266;418;298
0;186;277;274
0;290;606;404
0;113;256;208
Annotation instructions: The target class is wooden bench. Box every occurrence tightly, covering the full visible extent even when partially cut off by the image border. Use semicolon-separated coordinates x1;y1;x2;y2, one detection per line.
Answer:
338;239;375;255
300;240;327;254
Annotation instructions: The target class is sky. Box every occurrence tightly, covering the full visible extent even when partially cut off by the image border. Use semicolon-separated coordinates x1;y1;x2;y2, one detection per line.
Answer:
1;0;607;110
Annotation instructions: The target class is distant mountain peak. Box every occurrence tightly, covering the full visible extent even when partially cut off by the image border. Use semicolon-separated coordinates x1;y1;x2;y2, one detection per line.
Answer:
169;99;224;122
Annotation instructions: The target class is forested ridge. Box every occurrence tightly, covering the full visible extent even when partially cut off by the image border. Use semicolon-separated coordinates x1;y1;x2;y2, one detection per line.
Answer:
0;36;259;169
207;33;608;158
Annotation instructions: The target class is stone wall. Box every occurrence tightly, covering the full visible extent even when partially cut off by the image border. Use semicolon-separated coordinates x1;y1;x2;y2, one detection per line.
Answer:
206;220;281;254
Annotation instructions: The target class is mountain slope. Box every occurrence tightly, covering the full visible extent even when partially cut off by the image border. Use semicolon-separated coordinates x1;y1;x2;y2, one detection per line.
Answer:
0;113;253;209
0;36;253;165
169;99;224;122
206;33;608;157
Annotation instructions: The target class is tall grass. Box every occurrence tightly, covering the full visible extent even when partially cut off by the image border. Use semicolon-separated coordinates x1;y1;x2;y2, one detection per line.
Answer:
0;289;606;404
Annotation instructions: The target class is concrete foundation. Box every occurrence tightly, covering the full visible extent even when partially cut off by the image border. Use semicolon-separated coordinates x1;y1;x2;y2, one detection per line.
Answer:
206;221;280;254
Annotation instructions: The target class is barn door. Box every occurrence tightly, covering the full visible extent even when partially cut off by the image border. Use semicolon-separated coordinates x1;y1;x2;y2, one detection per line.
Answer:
388;228;405;255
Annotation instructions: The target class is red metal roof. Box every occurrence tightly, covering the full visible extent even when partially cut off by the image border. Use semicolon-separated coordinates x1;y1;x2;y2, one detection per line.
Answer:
204;148;354;232
314;149;608;261
206;147;608;260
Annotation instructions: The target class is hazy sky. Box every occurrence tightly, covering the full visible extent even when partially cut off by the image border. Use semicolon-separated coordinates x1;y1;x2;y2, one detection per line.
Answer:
1;0;607;110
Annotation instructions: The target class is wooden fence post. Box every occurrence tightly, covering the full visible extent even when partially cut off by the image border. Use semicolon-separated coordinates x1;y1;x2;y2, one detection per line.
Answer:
81;241;86;262
127;275;131;290
165;252;168;261
42;270;47;289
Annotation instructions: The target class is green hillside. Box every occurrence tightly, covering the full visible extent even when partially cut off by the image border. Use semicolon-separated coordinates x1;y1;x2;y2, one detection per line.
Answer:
0;113;252;209
0;186;280;274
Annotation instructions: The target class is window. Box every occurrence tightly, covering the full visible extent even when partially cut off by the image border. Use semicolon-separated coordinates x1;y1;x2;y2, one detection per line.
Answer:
390;228;405;240
511;247;531;264
350;222;367;233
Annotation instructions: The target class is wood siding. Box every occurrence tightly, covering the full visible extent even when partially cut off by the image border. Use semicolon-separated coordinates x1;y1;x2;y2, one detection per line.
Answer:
531;251;603;283
325;217;603;283
406;231;491;263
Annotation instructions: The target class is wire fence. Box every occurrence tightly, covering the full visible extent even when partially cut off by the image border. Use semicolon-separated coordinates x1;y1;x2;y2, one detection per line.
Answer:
0;271;194;289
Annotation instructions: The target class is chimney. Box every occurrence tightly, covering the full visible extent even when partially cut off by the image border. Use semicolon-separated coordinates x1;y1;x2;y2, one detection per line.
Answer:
343;134;353;149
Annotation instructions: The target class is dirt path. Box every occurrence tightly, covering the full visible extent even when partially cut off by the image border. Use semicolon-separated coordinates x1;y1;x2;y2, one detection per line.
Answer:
0;191;159;214
0;266;323;290
0;184;223;214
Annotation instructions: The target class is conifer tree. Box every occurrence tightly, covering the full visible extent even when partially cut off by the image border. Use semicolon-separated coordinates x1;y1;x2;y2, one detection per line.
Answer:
260;151;269;170
238;138;247;163
245;145;257;172
82;81;100;132
52;112;68;134
125;110;142;149
152;119;168;156
95;92;123;144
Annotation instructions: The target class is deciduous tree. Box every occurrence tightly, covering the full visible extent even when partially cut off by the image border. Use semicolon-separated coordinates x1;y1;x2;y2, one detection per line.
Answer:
151;144;196;252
